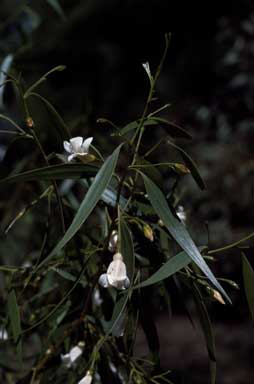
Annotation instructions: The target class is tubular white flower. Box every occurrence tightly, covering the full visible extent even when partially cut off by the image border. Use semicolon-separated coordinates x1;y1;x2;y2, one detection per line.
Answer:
108;230;118;252
63;136;93;162
78;371;93;384
61;345;83;368
98;252;130;290
0;327;8;341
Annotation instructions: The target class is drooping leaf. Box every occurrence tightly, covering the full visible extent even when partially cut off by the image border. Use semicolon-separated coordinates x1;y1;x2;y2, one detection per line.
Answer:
119;117;192;139
242;253;254;319
0;163;98;184
167;139;206;190
192;283;216;384
24;66;66;98
7;290;22;363
141;173;231;303
134;251;190;289
35;145;122;270
28;92;71;139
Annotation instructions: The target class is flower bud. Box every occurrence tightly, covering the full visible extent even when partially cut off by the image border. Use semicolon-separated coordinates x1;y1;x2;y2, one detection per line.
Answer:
143;224;154;242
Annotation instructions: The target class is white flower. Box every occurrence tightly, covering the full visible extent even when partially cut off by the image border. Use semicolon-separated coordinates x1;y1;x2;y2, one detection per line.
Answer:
0;327;8;341
0;54;13;109
176;205;186;223
78;371;93;384
63;136;93;162
98;252;130;290
61;345;83;368
108;230;118;252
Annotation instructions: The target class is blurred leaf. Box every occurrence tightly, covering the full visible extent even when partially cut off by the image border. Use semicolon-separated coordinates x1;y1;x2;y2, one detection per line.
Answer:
167;139;206;190
242;253;254;319
0;163;98;184
192;283;216;384
134;251;190;289
142;173;231;303
46;0;66;20
7;290;22;364
36;144;122;270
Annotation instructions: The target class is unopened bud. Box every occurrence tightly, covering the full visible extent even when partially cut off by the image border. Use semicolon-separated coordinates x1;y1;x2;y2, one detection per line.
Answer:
26;117;34;128
143;224;154;242
173;163;190;174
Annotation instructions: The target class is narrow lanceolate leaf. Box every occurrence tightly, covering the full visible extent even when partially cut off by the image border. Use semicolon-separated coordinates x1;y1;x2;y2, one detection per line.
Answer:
119;117;192;139
0;164;98;185
192;283;216;384
28;92;71;139
167;140;206;190
7;290;22;363
36;145;122;270
242;253;254;319
104;293;129;335
120;218;135;284
142;173;231;303
134;251;191;289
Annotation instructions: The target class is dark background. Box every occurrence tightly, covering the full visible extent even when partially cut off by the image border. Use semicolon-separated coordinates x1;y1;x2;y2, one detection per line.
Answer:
1;1;254;383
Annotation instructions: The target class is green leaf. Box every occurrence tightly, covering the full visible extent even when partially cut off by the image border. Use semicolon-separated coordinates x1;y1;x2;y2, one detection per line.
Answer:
119;117;192;139
24;66;66;98
167;139;206;190
192;283;216;384
119;218;135;284
0;164;98;184
134;251;190;289
7;290;22;363
35;145;122;270
141;173;231;303
242;253;254;319
27;92;71;139
104;293;128;335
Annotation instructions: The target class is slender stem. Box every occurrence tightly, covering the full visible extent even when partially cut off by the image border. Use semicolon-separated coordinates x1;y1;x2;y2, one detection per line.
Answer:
208;232;254;255
31;127;66;234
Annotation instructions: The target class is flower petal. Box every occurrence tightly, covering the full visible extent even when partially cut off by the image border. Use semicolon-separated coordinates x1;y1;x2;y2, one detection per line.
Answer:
70;137;83;152
98;273;109;288
63;140;72;153
67;153;76;162
69;346;82;363
82;137;93;153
